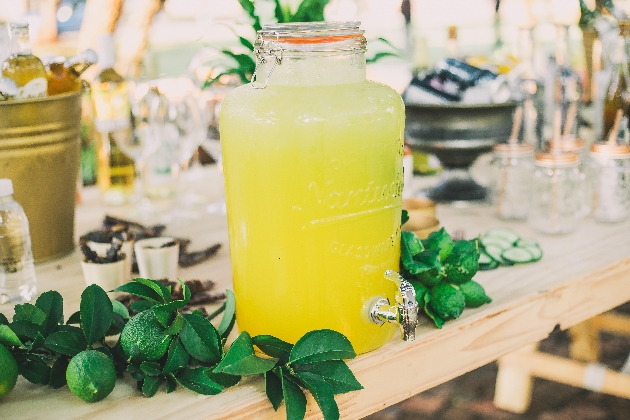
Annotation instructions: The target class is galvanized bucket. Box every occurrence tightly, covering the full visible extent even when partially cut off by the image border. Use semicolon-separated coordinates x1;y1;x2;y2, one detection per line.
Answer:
0;92;82;263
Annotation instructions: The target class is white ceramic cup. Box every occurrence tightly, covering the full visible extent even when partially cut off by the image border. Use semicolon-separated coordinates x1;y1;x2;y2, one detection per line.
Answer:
134;237;179;281
80;259;126;293
87;240;134;282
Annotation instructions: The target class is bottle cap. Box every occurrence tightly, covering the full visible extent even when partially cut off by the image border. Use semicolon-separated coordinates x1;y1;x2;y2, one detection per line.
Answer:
0;178;14;197
97;33;116;69
534;151;579;167
493;143;534;157
590;142;630;158
9;20;28;30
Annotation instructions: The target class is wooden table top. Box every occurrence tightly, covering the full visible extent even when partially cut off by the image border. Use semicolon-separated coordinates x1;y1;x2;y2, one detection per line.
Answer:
2;167;629;420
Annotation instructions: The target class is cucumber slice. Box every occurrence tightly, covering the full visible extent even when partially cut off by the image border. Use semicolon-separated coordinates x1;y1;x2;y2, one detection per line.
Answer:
520;245;542;261
479;251;493;265
484;245;511;266
479;260;499;271
481;237;513;250
516;238;539;248
501;247;535;264
484;228;520;245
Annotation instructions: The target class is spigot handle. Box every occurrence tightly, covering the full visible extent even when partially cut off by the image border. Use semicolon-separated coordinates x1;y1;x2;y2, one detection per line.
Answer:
369;271;418;341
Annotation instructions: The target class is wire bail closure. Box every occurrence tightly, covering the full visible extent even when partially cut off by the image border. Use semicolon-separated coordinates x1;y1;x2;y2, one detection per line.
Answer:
251;33;283;89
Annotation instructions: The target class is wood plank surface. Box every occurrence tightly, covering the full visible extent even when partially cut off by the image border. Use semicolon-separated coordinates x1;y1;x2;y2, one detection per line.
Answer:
2;167;630;419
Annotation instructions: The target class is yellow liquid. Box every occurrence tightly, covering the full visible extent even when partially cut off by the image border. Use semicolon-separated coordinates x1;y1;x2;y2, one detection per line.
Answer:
220;81;404;354
2;54;47;99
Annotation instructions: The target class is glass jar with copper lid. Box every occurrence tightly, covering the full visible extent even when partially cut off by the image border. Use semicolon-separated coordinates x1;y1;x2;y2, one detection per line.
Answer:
488;143;535;220
528;151;584;234
547;136;590;217
589;142;630;222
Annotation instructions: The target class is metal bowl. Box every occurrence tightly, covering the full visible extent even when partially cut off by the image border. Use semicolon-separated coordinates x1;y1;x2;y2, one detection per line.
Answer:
405;101;519;168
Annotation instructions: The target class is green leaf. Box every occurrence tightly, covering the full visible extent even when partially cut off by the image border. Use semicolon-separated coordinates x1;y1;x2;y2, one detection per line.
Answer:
0;313;8;325
162;338;190;375
423;292;445;329
132;278;172;304
163;313;185;336
280;370;307;420
28;332;46;350
272;0;286;22
293;360;363;394
130;300;155;313
423;227;454;261
264;369;283;411
180;278;191;306
238;36;255;52
105;313;126;336
14;303;46;325
142;375;162;398
179;313;222;364
49;356;69;389
111;299;130;320
165;375;177;393
10;320;41;339
412;249;446;287
401;209;409;226
151;305;176;328
66;311;81;324
44;331;88;356
291;0;329;22
80;284;113;345
366;51;401;64
252;335;293;358
289;329;356;365
127;363;145;382
221;50;256;75
206;302;226;321
295;371;339;420
207;371;241;388
16;356;51;384
402;231;424;256
0;324;23;347
236;0;261;31
218;290;236;339
113;282;162;303
35;291;64;335
140;361;162;377
213;331;277;376
175;367;223;395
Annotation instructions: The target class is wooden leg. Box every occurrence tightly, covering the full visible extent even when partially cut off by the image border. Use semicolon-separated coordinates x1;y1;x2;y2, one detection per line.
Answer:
494;343;538;414
568;318;600;362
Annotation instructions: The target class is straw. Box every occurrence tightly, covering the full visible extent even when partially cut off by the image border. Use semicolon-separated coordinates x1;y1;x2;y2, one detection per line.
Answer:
553;108;562;142
607;109;623;144
550;108;562;231
562;102;578;138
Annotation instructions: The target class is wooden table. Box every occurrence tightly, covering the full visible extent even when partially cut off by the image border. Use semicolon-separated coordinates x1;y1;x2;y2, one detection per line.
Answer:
2;167;630;419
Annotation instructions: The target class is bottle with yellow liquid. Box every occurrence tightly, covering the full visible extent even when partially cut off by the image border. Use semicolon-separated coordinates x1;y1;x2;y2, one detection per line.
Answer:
46;49;97;96
92;34;135;205
219;22;415;355
1;21;47;99
602;20;630;139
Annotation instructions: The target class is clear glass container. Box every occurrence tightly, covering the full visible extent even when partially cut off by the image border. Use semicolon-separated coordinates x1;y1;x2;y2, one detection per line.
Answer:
1;21;47;99
488;143;534;220
219;22;404;354
589;142;630;222
528;151;584;234
547;136;590;217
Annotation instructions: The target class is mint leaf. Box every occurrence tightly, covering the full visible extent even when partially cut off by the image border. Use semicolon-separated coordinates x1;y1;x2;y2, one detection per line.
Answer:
289;329;356;365
295;371;339;420
179;313;222;364
49;356;69;389
293;360;363;394
175;367;223;395
80;284;113;345
253;335;293;358
280;369;307;420
217;290;236;339
402;231;423;256
111;300;130;320
113;282;162;303
162;338;190;375
132;278;172;303
142;375;162;397
401;209;409;226
0;324;23;347
213;331;276;376
412;249;445;287
423;227;454;261
265;369;283;410
14;303;46;325
44;331;87;356
35;291;64;335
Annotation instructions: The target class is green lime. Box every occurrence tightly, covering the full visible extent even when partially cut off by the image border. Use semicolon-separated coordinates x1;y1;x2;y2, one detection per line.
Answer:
120;309;172;362
430;283;465;320
459;280;492;308
444;240;480;285
66;350;116;403
411;280;428;306
0;343;18;400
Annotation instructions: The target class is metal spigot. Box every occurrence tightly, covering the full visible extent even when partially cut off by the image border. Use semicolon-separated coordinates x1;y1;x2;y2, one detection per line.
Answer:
368;270;418;341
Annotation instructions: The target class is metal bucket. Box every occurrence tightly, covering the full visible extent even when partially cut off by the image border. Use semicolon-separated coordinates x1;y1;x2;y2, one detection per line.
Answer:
0;92;82;263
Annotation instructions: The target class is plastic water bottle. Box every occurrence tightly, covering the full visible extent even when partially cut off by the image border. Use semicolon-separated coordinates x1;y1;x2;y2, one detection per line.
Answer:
0;179;37;303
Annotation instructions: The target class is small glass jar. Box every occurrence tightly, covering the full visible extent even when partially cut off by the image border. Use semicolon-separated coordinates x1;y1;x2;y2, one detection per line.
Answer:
528;151;584;234
547;136;590;217
588;142;630;223
488;143;534;220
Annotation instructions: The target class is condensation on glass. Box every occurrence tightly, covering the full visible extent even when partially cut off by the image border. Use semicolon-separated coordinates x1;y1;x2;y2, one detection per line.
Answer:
589;142;630;223
488;143;534;220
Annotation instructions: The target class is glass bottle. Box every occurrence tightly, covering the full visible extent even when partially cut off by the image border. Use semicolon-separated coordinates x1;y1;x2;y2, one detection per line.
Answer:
446;25;459;58
544;25;582;143
488;143;535;220
0;21;10;65
0;179;37;303
92;34;135;206
219;22;405;355
0;77;17;101
528;151;584;234
1;21;47;100
46;48;97;95
589;141;630;222
602;20;630;140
